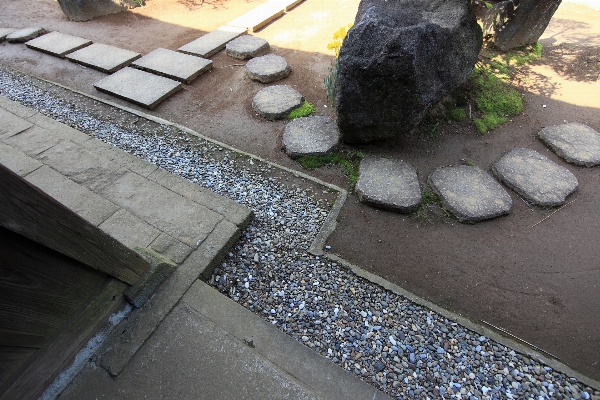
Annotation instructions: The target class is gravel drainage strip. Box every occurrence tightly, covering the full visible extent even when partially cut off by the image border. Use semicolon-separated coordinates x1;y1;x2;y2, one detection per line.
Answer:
0;65;597;400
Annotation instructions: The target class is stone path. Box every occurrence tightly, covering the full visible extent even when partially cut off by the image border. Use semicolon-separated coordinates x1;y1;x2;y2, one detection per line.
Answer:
252;85;303;119
226;35;269;60
351;123;598;223
282;116;339;159
246;54;290;83
1;0;304;109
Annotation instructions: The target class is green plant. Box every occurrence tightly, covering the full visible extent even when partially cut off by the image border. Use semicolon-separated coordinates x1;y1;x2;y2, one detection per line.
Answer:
506;42;543;66
134;0;143;6
464;160;476;166
324;24;353;106
298;150;365;186
448;108;466;122
288;100;315;119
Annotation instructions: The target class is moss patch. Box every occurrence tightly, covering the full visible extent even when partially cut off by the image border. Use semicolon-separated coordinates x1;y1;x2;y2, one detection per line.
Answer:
288;100;315;120
298;150;365;186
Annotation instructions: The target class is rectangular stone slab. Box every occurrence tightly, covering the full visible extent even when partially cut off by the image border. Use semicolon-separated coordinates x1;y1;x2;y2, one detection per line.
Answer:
178;25;246;58
227;2;285;32
132;48;212;84
66;43;141;73
25;31;92;58
0;28;17;42
93;67;182;110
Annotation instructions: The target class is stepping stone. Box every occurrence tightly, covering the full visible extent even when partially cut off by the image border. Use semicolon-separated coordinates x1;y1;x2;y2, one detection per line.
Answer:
539;122;600;167
355;157;422;213
428;165;512;223
178;25;246;58
226;35;269;60
93;67;182;110
246;54;290;83
492;148;578;207
282;116;339;159
227;2;285;33
6;27;45;43
66;43;141;73
0;28;17;42
252;85;303;119
25;31;92;58
132;48;212;84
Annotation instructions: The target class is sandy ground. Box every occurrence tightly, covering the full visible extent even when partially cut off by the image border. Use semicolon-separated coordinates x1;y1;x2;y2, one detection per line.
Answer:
0;0;599;381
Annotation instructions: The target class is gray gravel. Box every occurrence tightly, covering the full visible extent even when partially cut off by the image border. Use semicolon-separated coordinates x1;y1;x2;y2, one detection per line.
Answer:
1;66;597;400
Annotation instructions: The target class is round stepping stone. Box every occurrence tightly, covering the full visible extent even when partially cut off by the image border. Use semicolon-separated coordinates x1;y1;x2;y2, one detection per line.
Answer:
428;165;512;223
492;148;578;207
226;35;269;60
6;27;45;43
282;116;339;159
539;122;600;167
356;157;422;213
246;54;290;83
252;85;303;119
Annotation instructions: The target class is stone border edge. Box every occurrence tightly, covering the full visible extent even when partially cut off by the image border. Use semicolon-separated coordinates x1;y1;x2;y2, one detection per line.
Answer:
15;68;599;392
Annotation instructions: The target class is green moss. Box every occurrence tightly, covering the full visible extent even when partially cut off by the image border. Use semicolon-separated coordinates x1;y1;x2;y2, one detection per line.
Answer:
288;100;316;120
448;108;466;122
298;150;365;186
506;42;543;66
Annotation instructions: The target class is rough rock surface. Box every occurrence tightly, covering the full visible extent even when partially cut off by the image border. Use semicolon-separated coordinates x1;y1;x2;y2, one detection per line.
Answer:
335;0;482;143
492;148;578;206
246;54;290;83
539;123;600;167
282;116;339;159
252;85;303;119
6;27;45;43
57;0;138;22
226;35;269;60
356;157;421;213
483;0;562;51
428;166;512;223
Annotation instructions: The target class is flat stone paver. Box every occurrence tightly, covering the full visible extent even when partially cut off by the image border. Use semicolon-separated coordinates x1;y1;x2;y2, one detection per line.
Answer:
6;27;45;43
178;25;246;58
356;157;422;213
66;43;141;73
0;107;33;138
93;67;182;110
246;54;290;83
539;122;600;167
25;31;91;58
226;35;269;60
492;148;578;206
252;85;303;119
0;28;17;42
428;165;513;223
282;116;339;159
227;2;285;32
132;48;212;84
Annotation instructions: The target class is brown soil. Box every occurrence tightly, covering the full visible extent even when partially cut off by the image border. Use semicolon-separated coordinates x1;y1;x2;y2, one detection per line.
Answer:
1;0;599;382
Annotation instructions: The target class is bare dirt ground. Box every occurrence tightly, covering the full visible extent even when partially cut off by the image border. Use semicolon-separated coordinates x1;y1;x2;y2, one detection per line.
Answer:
1;0;599;382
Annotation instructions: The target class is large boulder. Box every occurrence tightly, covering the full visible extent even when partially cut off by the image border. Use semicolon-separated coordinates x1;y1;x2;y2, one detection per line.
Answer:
57;0;139;22
335;0;482;144
483;0;562;51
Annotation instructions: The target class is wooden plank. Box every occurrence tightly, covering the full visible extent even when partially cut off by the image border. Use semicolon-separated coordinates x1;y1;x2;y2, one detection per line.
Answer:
0;347;37;388
0;163;149;284
0;277;128;400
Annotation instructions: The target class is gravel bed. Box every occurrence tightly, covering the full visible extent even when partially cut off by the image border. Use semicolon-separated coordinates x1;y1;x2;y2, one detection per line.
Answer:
1;66;597;400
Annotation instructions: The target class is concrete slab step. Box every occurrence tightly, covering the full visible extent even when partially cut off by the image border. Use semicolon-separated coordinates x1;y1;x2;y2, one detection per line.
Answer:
132;48;212;84
227;2;285;33
178;25;246;58
66;43;141;73
25;31;92;58
93;67;182;110
6;27;45;43
0;28;18;42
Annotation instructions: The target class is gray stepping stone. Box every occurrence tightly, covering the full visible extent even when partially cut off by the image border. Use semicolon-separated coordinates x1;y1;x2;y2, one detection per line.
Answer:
132;48;212;84
252;85;303;119
226;35;269;60
428;165;512;223
6;27;45;43
66;43;141;73
0;28;17;42
282;116;339;159
492;148;578;207
25;31;91;58
93;67;182;110
539;122;600;167
246;54;290;83
178;25;246;58
356;157;422;213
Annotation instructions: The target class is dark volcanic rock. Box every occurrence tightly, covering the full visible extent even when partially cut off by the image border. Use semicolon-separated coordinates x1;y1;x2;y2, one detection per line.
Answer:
483;0;562;51
334;0;482;144
57;0;139;22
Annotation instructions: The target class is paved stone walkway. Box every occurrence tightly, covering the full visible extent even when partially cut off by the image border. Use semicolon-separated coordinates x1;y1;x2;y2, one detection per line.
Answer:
1;0;304;109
